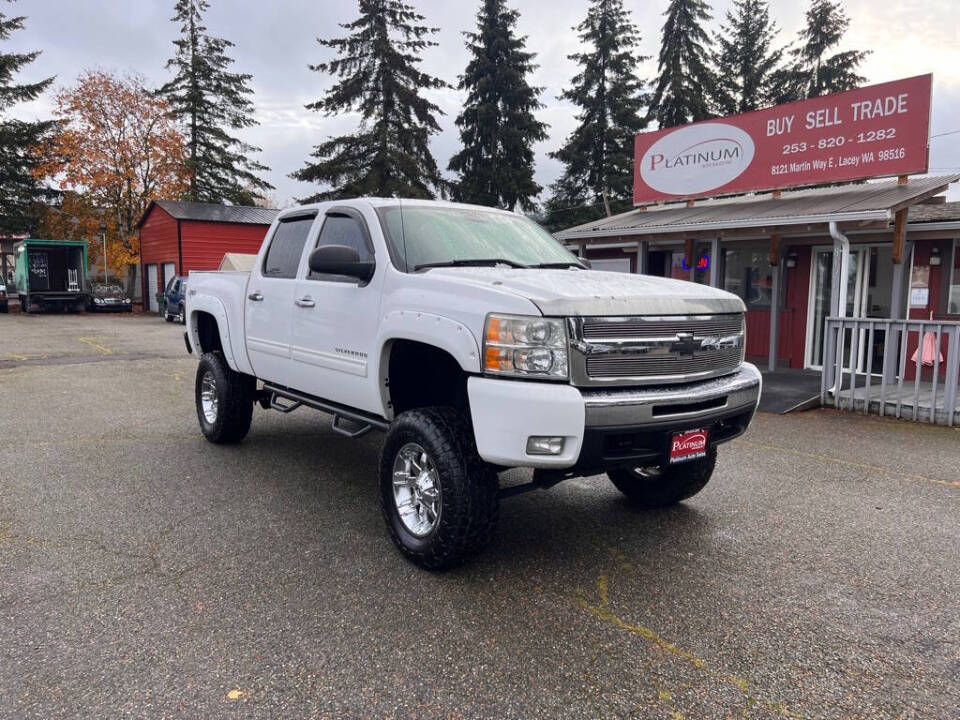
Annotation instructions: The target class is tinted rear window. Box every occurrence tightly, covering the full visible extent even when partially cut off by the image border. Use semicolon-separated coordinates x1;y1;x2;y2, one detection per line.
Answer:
263;217;315;278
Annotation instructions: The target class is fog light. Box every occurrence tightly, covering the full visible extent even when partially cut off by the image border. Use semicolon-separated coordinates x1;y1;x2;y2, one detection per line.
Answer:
526;436;565;455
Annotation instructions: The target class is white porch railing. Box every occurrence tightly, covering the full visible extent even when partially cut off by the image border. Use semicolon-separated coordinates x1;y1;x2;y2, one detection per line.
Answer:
820;317;960;426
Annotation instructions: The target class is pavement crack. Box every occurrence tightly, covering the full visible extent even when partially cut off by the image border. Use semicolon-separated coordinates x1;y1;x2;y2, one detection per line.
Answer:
575;574;806;720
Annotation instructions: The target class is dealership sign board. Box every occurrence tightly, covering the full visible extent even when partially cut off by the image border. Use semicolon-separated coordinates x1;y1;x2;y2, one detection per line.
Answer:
633;74;932;205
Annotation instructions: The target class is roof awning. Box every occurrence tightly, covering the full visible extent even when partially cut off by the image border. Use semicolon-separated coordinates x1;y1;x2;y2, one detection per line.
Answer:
554;174;960;242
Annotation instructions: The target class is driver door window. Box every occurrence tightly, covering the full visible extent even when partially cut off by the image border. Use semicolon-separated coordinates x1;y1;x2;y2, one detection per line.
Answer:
308;213;373;281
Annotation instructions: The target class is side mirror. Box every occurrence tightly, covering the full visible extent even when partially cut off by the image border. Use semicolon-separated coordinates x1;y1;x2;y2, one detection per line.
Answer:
308;244;375;282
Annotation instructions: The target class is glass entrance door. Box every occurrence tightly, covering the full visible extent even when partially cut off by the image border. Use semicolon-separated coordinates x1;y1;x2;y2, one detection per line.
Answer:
806;246;894;371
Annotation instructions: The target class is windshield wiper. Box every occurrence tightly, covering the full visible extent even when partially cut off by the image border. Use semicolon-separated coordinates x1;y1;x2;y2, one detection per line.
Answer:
532;262;585;269
413;258;529;271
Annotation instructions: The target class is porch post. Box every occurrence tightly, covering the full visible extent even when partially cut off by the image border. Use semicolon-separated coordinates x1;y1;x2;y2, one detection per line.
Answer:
709;236;721;288
830;232;850;319
635;240;648;274
768;247;780;372
886;239;913;383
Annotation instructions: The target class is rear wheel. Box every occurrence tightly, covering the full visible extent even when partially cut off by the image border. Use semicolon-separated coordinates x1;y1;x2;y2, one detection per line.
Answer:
195;351;254;444
379;407;498;570
606;449;717;507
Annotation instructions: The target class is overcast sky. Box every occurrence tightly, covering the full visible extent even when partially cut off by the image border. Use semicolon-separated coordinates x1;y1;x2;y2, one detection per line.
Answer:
6;0;960;205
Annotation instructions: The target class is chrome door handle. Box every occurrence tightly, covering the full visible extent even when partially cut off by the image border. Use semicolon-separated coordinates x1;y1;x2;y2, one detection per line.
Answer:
295;296;316;308
248;291;263;301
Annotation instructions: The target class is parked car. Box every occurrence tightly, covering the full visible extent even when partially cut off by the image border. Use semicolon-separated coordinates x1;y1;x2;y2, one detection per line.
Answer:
0;282;7;313
162;275;187;324
185;199;760;570
87;283;132;312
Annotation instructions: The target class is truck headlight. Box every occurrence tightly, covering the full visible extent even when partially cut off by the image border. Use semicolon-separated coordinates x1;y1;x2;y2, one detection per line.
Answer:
483;314;568;379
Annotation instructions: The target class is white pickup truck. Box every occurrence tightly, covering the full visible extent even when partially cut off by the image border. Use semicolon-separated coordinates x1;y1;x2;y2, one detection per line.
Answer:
185;199;760;569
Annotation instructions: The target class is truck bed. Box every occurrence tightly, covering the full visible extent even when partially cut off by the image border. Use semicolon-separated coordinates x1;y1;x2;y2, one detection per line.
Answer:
186;270;255;376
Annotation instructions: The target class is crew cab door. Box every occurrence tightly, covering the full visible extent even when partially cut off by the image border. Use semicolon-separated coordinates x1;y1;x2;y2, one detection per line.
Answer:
245;212;318;384
289;207;383;413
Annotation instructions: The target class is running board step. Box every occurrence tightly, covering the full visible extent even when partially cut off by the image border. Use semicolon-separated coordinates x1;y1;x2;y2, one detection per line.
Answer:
261;382;390;433
331;415;372;438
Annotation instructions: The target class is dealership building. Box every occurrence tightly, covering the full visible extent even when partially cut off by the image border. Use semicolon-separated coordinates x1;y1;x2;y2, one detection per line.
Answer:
556;176;959;371
555;75;960;423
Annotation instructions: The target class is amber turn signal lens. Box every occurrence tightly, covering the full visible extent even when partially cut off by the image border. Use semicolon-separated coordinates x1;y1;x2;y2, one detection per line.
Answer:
486;315;502;345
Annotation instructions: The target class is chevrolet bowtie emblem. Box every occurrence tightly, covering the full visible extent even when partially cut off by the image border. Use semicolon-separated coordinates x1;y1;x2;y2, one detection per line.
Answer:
671;332;701;357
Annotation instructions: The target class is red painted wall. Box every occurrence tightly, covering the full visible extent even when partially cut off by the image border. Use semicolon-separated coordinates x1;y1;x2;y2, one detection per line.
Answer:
180;220;269;274
745;309;794;362
785;246;812;368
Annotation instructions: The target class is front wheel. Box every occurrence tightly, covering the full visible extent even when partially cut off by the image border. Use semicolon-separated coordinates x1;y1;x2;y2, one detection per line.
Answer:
178;304;186;325
606;449;717;507
379;407;498;570
195;351;254;444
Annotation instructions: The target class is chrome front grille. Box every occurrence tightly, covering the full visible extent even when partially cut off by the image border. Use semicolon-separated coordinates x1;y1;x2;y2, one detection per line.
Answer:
581;314;744;341
569;314;745;386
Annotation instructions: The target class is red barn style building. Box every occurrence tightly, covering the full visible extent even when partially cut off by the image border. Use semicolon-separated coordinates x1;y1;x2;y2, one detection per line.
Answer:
138;201;278;312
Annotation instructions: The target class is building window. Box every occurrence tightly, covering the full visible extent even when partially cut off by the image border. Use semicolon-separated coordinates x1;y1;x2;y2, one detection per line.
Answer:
949;239;960;315
723;248;772;308
590;257;631;273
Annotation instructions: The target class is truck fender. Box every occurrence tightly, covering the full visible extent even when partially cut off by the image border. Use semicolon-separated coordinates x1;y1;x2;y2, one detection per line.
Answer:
187;294;251;375
376;311;482;416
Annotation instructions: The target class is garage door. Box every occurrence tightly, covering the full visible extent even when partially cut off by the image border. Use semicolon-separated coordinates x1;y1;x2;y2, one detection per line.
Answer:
146;264;159;312
162;262;176;290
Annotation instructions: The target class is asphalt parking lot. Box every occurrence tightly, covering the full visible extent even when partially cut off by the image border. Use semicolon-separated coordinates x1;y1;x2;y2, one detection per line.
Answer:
1;313;958;719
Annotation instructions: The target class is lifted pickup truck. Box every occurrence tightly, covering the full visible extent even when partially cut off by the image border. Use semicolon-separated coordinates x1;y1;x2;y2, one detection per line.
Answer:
186;199;760;569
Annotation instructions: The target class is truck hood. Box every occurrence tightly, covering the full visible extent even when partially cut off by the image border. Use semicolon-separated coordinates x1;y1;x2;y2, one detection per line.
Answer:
422;267;745;316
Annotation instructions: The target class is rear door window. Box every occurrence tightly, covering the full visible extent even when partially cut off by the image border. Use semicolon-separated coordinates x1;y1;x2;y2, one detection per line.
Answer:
263;216;315;278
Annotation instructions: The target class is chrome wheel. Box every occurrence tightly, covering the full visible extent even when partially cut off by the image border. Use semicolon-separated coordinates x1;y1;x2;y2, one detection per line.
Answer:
200;370;218;424
392;443;441;537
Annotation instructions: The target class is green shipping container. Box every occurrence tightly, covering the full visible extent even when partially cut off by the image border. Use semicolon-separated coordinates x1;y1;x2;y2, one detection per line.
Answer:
14;239;90;313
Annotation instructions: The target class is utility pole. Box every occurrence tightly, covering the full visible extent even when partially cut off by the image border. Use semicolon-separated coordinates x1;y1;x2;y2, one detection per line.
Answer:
100;221;108;283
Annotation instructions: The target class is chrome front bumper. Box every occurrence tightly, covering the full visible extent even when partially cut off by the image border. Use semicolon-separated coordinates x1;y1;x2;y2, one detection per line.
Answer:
581;363;762;428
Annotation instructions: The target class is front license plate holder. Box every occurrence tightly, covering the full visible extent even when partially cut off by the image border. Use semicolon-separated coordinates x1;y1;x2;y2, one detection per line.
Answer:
669;428;708;464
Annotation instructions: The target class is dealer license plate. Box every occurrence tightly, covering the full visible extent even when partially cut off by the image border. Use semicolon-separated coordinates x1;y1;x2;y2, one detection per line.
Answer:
669;429;708;464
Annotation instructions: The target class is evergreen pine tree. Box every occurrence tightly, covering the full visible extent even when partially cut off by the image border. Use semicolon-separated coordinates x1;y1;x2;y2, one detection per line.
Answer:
772;0;867;103
651;0;714;128
711;0;782;115
159;0;272;205
545;0;648;229
448;0;547;211
293;0;448;201
0;0;54;234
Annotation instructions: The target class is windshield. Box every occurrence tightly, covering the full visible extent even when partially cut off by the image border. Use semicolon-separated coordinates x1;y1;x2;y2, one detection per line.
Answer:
376;205;580;271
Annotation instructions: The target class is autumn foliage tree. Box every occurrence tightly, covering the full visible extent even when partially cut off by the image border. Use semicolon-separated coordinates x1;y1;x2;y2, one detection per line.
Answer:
36;71;188;277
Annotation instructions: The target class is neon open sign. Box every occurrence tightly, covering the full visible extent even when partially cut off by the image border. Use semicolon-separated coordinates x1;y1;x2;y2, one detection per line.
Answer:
681;254;710;271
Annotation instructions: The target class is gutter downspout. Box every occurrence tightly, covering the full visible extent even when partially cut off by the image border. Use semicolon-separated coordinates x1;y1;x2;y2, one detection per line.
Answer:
828;221;850;395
